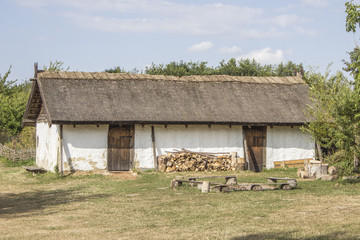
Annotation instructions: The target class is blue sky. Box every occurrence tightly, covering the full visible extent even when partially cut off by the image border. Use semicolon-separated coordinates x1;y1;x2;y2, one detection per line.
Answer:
0;0;355;82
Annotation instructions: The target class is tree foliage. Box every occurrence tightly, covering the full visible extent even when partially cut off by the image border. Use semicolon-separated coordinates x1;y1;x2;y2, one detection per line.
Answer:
43;60;69;71
105;66;126;73
304;1;360;174
0;67;31;138
105;66;140;74
304;69;355;174
144;58;303;77
345;1;360;33
0;60;67;148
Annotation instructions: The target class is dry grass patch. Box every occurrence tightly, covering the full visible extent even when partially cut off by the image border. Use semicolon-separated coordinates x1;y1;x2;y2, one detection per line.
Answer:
1;165;360;239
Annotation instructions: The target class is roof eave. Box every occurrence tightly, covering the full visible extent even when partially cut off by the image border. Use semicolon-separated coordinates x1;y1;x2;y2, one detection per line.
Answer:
50;120;308;126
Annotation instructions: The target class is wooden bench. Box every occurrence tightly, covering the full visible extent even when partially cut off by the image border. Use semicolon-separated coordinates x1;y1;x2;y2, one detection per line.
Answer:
188;175;237;185
266;177;297;189
23;166;47;174
170;175;237;193
170;176;297;193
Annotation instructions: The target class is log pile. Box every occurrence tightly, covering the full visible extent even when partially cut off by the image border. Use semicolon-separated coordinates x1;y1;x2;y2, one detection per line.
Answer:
158;149;244;172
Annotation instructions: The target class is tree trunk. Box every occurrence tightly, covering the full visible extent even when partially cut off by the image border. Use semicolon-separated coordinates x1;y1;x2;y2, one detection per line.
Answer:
316;141;323;163
354;135;359;170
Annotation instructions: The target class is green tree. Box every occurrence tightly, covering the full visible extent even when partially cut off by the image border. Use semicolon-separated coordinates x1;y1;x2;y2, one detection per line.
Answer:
0;67;31;137
304;1;360;174
144;59;304;77
304;68;354;174
145;61;213;77
105;66;126;73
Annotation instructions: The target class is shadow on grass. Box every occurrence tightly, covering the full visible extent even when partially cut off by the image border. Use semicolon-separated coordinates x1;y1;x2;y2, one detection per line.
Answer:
0;188;110;218
230;231;357;240
342;178;360;184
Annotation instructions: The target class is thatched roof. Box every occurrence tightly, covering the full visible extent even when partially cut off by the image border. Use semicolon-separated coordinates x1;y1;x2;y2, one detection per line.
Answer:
22;71;311;126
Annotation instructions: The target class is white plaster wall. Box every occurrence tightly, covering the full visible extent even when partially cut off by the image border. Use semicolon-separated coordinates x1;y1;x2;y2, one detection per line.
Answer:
36;122;60;171
266;126;315;169
134;125;244;168
62;125;108;171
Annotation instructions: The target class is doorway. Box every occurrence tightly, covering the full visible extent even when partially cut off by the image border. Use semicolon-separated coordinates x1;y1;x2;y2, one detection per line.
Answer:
108;125;134;171
244;126;266;172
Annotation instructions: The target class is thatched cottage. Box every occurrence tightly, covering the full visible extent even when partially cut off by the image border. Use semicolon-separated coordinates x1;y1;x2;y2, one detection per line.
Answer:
22;68;314;173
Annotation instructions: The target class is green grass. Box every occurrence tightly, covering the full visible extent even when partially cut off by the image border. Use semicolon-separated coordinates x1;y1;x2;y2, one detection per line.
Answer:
0;156;35;167
1;164;360;239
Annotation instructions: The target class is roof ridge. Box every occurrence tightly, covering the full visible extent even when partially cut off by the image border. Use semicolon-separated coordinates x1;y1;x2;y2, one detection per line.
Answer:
37;71;304;84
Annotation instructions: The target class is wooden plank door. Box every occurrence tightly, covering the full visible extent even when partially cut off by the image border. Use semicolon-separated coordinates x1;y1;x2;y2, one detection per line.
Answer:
244;126;266;172
108;125;134;171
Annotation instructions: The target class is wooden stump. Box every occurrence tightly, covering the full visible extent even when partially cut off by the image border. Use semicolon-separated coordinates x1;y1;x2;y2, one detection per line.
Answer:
328;166;338;175
170;180;182;188
201;181;210;193
308;164;328;179
225;176;237;185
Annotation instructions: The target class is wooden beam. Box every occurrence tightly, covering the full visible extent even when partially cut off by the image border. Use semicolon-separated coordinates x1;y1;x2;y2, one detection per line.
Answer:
34;62;38;78
60;125;64;176
151;126;158;171
243;128;250;171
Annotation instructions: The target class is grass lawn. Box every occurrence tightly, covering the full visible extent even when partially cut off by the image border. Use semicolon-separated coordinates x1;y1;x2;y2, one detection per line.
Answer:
1;160;360;240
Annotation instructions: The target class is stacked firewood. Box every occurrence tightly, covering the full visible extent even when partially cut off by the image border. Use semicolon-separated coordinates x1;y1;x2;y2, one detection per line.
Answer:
158;149;242;172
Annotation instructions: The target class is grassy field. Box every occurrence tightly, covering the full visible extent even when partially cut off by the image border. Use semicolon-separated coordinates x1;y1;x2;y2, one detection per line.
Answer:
1;159;360;240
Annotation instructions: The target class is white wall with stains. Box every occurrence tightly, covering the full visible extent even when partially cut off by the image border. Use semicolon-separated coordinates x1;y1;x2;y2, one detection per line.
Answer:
36;122;60;171
36;123;314;172
266;126;315;169
134;124;244;168
62;125;108;171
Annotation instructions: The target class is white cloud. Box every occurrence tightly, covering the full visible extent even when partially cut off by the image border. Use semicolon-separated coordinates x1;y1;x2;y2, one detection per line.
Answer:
301;0;328;7
236;48;285;65
219;46;242;54
273;14;299;28
295;26;317;35
188;41;213;52
275;4;297;13
12;0;315;40
12;0;289;38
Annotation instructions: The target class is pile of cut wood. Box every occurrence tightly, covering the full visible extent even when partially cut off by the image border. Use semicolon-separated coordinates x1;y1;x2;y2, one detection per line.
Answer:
158;149;244;172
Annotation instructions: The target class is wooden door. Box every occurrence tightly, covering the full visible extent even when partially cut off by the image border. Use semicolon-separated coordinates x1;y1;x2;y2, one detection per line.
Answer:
108;125;134;171
244;126;266;172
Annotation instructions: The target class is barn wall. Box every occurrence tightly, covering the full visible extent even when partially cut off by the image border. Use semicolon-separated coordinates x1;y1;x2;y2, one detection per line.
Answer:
266;126;315;169
36;122;60;171
62;125;108;171
134;125;244;168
